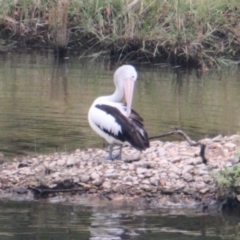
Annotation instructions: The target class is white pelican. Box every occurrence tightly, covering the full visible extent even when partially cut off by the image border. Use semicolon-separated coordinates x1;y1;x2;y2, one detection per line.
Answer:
88;65;149;160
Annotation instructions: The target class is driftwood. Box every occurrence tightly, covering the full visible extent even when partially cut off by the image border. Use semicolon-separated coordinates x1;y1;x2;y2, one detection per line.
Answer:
29;186;85;197
149;129;208;164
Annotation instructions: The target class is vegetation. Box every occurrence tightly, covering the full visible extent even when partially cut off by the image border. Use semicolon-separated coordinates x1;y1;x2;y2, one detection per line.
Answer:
213;163;240;200
0;0;240;67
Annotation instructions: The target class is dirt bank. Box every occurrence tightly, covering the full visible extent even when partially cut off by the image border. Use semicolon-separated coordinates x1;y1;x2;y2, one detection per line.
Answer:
0;135;240;210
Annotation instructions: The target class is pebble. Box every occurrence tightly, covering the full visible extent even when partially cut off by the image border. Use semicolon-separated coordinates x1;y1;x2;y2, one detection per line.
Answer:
182;165;194;175
92;178;103;186
0;135;238;204
80;175;90;183
149;177;159;186
168;172;179;180
90;172;100;180
57;159;66;166
183;173;193;182
136;167;146;175
102;181;111;189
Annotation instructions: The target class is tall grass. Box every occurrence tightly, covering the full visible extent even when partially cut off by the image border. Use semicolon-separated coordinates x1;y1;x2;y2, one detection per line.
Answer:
0;0;240;66
49;0;70;57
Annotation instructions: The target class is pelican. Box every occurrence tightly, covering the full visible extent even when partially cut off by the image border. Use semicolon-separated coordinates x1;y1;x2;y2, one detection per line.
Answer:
88;65;149;160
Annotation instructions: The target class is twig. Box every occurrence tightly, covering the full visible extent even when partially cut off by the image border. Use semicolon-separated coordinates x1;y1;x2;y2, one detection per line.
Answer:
149;129;198;146
149;128;208;164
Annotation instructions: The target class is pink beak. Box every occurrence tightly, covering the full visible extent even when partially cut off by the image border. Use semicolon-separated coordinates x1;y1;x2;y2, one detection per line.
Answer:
124;78;135;117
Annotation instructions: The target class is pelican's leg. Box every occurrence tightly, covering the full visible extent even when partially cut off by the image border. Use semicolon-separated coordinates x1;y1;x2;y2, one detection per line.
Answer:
105;144;122;160
112;145;122;160
105;144;113;160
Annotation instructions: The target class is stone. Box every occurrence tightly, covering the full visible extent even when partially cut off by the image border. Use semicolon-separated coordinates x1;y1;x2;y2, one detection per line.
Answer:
199;187;209;194
183;173;193;182
57;159;66;166
136;167;146;175
141;184;152;192
168;172;179;180
194;169;208;176
80;175;90;183
133;179;139;185
51;172;61;179
19;167;34;175
168;164;181;175
212;135;223;142
73;177;80;183
95;165;103;171
202;175;213;183
145;170;153;178
194;176;204;182
225;142;236;150
172;156;181;163
182;165;194;175
90;172;100;180
174;180;185;191
191;157;203;165
48;161;56;169
160;179;167;186
89;188;97;193
228;157;239;165
128;164;136;171
149;177;159;186
34;166;45;173
195;182;206;190
92;178;103;186
142;179;150;185
105;168;115;174
161;187;174;194
121;164;128;170
102;181;112;189
1;136;240;205
224;161;233;168
151;187;158;193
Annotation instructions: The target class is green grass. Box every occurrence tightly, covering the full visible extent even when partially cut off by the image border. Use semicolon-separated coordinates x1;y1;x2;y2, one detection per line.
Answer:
0;0;240;67
213;159;240;200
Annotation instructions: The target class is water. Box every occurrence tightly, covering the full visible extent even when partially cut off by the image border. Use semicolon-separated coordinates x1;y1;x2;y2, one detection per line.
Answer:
0;51;240;157
1;52;240;239
0;200;239;240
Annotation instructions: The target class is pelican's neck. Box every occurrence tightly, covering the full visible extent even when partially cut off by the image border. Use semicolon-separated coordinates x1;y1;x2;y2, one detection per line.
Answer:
100;85;124;102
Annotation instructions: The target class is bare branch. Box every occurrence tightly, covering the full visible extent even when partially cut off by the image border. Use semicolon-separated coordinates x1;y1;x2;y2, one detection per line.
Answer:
149;128;208;164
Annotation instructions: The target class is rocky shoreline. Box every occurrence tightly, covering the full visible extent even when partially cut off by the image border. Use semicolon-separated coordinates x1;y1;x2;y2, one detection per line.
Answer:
0;135;240;210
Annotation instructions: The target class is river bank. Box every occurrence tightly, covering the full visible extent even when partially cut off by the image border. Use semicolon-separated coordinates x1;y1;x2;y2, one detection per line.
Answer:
0;135;239;211
0;1;240;68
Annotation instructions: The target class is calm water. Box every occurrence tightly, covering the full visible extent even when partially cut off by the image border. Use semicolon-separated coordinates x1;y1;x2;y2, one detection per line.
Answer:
0;200;239;240
1;52;240;239
0;51;240;156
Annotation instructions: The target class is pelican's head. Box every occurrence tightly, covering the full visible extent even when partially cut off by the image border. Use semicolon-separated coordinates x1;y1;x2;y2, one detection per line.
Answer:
114;65;137;116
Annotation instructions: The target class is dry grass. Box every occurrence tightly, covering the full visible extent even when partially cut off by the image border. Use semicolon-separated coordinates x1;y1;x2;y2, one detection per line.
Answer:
0;0;240;67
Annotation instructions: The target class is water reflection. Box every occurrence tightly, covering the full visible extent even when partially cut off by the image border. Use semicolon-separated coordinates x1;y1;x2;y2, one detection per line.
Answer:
0;200;240;239
90;210;124;240
50;59;69;105
0;52;240;156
